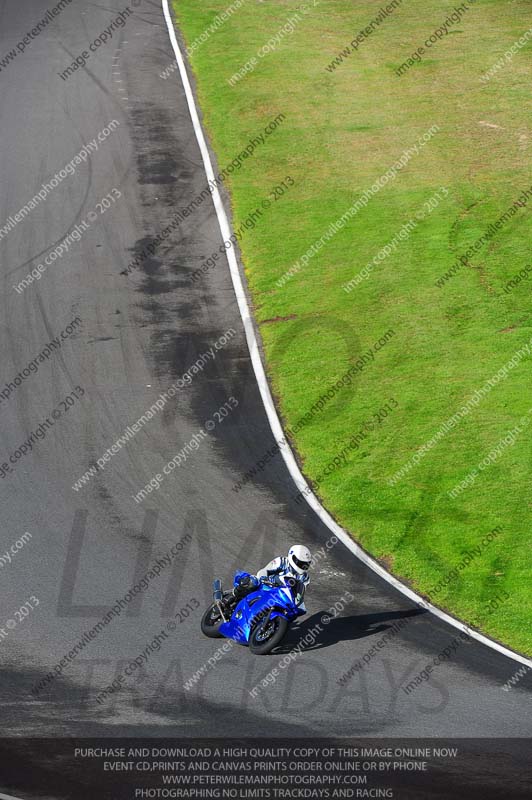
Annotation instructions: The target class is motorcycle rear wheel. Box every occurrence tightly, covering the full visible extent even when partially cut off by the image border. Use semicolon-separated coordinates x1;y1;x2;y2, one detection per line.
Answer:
201;602;225;638
249;615;288;655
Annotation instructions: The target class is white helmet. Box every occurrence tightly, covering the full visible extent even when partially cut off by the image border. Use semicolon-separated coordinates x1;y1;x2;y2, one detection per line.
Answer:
288;544;312;575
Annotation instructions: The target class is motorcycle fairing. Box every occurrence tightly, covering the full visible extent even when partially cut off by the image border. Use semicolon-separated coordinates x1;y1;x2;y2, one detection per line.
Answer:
219;581;303;645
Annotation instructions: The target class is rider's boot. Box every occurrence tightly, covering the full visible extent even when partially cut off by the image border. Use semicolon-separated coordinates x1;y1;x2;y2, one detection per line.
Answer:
233;574;259;602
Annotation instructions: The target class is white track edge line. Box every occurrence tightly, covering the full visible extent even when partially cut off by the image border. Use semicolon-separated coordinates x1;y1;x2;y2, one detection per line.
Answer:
0;792;26;799
161;0;532;670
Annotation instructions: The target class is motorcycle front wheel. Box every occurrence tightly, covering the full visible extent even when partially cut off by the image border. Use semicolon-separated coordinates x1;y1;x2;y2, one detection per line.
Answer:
201;602;225;638
249;615;288;655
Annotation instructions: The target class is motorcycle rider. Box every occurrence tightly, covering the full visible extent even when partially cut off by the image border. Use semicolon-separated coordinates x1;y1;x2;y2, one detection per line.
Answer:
232;544;312;610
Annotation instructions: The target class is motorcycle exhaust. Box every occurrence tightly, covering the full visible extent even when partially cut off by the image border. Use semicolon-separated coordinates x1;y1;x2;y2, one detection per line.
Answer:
213;578;227;622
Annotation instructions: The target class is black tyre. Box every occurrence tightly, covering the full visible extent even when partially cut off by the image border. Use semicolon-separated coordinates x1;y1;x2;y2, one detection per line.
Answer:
201;602;225;638
249;615;288;655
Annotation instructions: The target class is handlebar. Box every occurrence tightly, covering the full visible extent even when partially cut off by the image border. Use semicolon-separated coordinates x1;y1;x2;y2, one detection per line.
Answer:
260;575;298;590
260;577;281;587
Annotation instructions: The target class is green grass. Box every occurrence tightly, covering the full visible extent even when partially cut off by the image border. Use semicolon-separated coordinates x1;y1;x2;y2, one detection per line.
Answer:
173;0;532;655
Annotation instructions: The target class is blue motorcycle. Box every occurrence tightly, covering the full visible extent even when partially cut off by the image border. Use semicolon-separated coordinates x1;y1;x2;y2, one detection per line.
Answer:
201;572;306;655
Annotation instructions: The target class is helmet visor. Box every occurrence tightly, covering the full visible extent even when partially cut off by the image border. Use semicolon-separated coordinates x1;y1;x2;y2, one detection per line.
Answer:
292;554;310;572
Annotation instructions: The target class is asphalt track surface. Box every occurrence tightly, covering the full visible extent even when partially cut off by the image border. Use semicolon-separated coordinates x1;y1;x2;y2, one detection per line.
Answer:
0;0;530;794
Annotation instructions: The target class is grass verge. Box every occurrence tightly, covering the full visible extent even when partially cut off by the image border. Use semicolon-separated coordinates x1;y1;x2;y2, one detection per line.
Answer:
172;0;532;655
